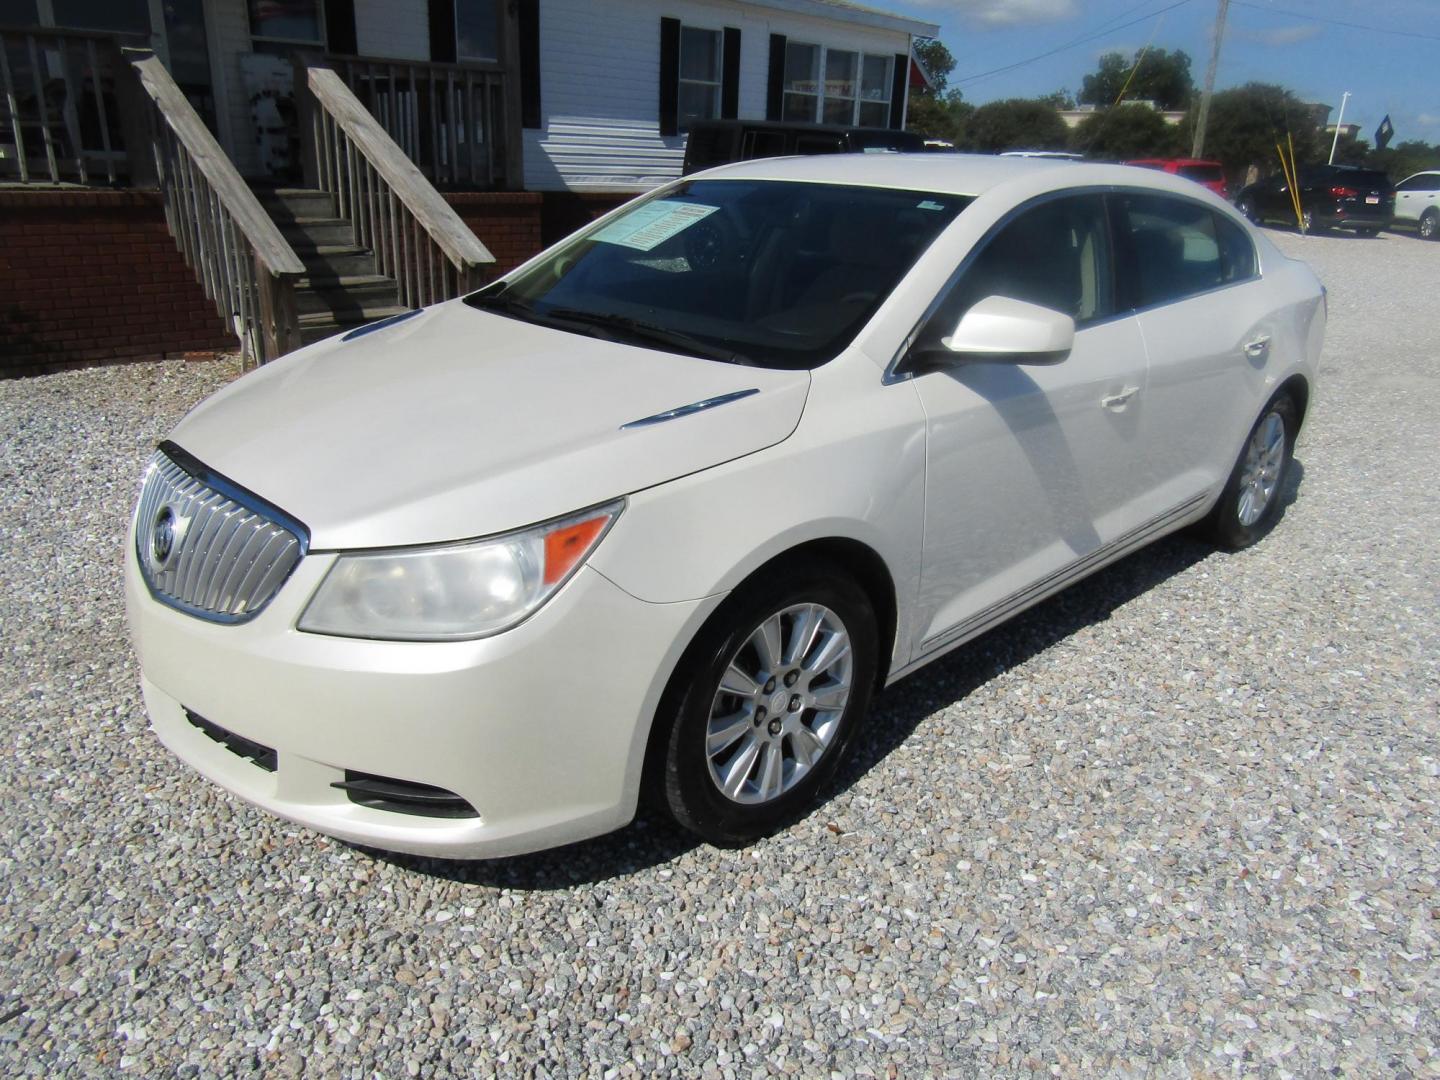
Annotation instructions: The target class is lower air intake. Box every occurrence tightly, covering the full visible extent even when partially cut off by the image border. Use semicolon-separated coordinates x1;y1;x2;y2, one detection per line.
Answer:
331;771;479;819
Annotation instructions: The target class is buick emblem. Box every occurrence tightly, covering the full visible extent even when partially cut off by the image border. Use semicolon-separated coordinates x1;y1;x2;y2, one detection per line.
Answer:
151;506;179;569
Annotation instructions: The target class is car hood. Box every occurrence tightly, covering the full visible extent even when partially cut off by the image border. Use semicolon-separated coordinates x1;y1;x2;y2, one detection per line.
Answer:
167;301;811;549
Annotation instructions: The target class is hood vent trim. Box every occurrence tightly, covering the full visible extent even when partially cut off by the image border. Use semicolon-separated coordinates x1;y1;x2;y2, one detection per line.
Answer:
620;388;760;430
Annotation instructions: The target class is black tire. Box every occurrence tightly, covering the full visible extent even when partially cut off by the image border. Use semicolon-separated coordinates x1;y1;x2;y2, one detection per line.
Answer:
1238;197;1259;224
1300;207;1321;234
1201;394;1298;551
1420;209;1438;241
657;560;878;846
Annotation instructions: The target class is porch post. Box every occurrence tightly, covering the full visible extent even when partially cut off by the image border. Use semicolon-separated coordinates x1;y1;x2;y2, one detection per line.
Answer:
499;0;524;190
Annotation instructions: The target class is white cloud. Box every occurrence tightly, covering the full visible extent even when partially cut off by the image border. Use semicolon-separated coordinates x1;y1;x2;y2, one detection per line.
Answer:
905;0;1080;27
1233;24;1323;46
1416;113;1440;127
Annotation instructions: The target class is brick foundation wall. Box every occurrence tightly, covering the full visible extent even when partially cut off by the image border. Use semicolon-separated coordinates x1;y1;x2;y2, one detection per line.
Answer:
443;192;545;281
0;190;234;379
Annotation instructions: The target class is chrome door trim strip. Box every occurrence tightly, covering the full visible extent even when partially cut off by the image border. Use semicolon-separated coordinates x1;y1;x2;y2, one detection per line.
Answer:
917;491;1210;657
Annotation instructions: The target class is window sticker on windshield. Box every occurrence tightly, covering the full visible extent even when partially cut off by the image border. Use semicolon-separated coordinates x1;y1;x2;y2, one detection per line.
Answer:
917;200;946;211
593;200;720;251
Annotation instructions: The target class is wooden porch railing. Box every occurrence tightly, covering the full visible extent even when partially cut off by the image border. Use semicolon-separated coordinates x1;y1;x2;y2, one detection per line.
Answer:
129;51;305;364
322;54;515;190
0;25;148;185
299;61;495;308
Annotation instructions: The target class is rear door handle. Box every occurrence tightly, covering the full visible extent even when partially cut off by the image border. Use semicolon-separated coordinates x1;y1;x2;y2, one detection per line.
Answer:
1101;386;1140;411
1243;335;1272;359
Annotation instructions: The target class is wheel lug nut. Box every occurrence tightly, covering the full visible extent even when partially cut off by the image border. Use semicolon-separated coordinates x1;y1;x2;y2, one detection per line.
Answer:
784;671;798;687
763;678;776;694
789;694;802;712
754;706;767;724
767;718;783;736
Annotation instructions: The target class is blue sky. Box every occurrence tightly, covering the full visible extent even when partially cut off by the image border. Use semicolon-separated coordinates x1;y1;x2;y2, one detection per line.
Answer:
884;0;1439;144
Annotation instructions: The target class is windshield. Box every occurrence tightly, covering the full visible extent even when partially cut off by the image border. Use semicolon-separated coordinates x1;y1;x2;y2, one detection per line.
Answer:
465;180;971;369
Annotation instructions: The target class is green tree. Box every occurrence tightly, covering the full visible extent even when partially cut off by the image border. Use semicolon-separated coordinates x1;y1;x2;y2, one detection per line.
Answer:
967;99;1070;153
912;38;956;96
1080;49;1194;111
1185;83;1321;178
1367;139;1440;182
1071;104;1183;160
1039;89;1077;110
906;90;975;145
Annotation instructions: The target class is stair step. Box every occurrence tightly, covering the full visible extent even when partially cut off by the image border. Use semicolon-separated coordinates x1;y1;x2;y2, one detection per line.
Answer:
299;303;412;346
295;276;401;317
294;246;380;277
282;218;360;248
257;188;336;221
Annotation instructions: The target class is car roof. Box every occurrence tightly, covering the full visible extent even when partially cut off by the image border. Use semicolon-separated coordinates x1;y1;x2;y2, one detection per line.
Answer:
687;152;1220;201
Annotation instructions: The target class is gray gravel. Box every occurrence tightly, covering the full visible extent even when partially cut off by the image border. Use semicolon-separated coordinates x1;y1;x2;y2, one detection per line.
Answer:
2;228;1438;1078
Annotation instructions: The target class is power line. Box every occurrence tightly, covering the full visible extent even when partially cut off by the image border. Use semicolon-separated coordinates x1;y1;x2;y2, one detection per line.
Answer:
954;0;1195;87
1230;1;1440;44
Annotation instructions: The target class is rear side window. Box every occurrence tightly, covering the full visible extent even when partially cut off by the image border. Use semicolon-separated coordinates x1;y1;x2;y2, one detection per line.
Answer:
1398;173;1440;192
1116;193;1255;308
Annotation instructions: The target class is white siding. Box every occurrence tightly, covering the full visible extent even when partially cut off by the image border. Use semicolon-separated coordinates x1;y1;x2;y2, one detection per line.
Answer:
524;0;913;192
206;0;258;177
354;0;430;61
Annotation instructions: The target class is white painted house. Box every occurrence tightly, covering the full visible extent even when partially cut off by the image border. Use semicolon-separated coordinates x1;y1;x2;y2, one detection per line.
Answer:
3;0;937;192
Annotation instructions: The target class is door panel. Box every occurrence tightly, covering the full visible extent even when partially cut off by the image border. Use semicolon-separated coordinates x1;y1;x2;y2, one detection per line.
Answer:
912;315;1150;654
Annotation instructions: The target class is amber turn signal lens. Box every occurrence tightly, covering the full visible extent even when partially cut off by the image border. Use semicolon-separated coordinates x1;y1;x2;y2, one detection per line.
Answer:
543;516;610;585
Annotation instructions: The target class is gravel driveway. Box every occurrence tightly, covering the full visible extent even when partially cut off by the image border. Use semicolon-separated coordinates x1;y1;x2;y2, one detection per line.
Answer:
2;228;1437;1078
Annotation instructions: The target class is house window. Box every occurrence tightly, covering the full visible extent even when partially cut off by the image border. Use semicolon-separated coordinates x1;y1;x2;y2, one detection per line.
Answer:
457;0;499;63
247;0;321;46
678;26;721;129
859;54;893;127
50;0;150;35
784;43;893;126
782;42;819;122
822;49;856;124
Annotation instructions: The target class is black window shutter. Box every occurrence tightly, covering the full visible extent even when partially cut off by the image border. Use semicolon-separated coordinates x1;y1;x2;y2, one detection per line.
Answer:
721;27;740;120
766;34;786;121
889;53;908;129
323;0;357;55
429;0;457;63
519;0;542;129
659;17;680;136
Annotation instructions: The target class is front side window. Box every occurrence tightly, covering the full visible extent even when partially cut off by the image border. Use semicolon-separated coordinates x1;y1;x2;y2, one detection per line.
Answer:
467;180;971;370
782;42;820;122
678;26;721;130
919;195;1114;349
1117;193;1255;308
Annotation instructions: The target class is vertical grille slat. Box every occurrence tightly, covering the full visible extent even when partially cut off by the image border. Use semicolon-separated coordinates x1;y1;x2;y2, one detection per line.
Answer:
134;450;306;623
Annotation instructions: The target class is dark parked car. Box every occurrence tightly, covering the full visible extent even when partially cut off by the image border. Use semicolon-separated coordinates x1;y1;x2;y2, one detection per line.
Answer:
1236;164;1395;235
682;120;925;175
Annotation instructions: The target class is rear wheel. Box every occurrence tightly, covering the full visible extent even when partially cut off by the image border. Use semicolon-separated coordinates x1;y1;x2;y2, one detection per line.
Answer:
1420;209;1438;240
658;561;878;846
1300;207;1319;233
1202;394;1298;551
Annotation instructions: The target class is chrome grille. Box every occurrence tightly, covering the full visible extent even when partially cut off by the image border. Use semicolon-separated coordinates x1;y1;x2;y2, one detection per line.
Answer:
134;449;305;623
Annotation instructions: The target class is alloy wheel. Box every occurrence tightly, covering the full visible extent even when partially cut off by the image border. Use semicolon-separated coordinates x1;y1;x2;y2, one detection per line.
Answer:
1421;212;1437;240
704;603;853;805
1236;411;1286;526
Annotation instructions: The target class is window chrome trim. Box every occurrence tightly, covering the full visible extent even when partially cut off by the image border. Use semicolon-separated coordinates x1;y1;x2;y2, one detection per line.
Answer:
885;184;1263;384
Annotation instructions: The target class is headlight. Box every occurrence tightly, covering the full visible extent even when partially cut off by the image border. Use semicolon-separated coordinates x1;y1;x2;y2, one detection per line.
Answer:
298;501;623;641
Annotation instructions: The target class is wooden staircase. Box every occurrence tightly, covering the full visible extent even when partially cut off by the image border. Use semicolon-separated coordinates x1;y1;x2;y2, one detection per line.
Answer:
257;188;411;345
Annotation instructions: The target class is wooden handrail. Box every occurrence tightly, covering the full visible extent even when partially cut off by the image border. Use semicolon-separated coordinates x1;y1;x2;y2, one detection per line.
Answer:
305;64;493;276
127;50;303;362
129;53;304;278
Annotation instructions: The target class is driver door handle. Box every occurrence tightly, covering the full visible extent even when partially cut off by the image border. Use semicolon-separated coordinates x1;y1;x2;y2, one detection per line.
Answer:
1244;335;1272;358
1101;386;1140;411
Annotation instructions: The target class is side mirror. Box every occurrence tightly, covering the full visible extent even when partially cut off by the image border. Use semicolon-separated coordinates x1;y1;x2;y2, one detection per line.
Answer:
919;296;1075;368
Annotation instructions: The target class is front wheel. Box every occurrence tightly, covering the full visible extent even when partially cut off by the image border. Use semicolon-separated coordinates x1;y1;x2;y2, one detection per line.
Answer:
658;562;878;846
1201;394;1298;551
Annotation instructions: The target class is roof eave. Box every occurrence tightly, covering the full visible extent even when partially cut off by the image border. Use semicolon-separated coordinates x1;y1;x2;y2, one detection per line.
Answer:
745;0;939;39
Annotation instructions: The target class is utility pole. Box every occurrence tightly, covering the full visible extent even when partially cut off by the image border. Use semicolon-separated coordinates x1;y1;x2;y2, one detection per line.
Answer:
1328;91;1351;163
1190;0;1230;159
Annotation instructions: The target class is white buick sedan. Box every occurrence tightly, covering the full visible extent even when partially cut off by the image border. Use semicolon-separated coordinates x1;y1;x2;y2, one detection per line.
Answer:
126;156;1324;858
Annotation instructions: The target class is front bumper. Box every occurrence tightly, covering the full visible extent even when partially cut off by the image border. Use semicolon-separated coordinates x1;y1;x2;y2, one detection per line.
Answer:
126;538;719;859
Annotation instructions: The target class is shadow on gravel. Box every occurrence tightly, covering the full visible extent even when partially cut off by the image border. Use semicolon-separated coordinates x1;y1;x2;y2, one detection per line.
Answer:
371;461;1305;889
